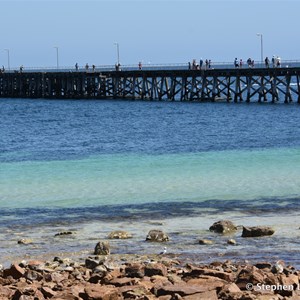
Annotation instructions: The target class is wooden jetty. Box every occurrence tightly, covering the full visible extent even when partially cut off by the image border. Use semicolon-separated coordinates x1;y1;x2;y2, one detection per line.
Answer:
0;67;300;103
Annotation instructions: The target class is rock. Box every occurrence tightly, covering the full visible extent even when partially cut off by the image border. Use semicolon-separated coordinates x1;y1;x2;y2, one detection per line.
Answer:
186;276;226;290
227;239;236;245
94;241;110;255
54;231;74;237
236;266;265;289
272;260;285;274
3;263;25;279
183;290;218;300
125;263;145;278
241;226;275;237
17;238;33;245
0;286;15;299
145;263;168;277
255;262;272;270
199;239;214;245
108;230;132;239
154;282;213;297
82;284;120;300
183;267;235;282
209;220;237;234
85;257;101;269
146;230;169;242
41;286;57;298
24;270;43;281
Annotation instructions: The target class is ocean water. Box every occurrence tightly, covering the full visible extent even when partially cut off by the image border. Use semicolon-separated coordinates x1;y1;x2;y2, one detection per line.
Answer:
1;98;300;266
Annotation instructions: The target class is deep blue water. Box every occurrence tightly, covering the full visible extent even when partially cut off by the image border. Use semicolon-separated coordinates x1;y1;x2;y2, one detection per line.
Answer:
1;98;300;163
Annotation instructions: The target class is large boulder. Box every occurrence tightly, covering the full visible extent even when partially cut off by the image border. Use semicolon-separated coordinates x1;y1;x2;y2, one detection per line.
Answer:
241;226;275;238
94;241;110;255
209;220;237;234
146;230;169;242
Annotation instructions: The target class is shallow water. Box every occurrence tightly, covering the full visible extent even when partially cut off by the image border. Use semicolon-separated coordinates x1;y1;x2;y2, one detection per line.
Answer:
1;98;300;265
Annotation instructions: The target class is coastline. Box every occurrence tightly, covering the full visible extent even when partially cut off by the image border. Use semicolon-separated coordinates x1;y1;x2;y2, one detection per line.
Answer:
1;252;299;299
2;207;300;270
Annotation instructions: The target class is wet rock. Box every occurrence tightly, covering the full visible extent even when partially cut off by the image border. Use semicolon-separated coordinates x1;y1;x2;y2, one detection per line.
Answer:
94;241;110;255
54;231;75;237
209;220;237;234
241;226;275;237
227;239;236;245
146;230;169;242
199;239;214;245
108;230;132;239
17;238;33;245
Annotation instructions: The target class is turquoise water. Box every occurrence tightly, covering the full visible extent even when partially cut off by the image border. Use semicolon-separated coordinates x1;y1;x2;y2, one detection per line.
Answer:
1;98;300;265
1;147;300;210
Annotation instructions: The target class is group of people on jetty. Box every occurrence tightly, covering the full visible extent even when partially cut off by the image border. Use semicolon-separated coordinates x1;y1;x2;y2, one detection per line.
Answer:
234;55;281;68
189;55;282;70
188;59;211;70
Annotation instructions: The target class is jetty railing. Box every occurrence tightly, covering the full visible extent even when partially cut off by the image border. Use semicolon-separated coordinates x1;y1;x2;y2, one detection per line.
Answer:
3;60;300;73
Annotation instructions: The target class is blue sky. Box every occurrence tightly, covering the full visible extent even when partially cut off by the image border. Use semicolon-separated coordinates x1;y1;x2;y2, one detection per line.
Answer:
0;0;299;68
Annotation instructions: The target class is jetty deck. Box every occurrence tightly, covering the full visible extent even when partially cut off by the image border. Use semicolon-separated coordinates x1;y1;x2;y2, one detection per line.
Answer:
1;66;300;103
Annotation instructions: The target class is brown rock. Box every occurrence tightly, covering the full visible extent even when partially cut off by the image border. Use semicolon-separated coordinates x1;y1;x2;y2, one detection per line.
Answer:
146;230;169;242
154;282;213;297
107;230;132;239
209;220;237;234
186;276;226;289
3;263;25;279
109;277;139;287
145;263;168;277
94;241;110;255
241;226;275;237
183;267;234;282
83;284;120;300
125;263;145;278
41;286;57;298
119;285;152;299
0;286;15;299
236;266;265;290
183;290;218;300
279;273;299;286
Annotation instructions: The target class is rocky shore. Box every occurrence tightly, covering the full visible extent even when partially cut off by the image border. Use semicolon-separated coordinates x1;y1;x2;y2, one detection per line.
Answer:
1;220;297;299
0;253;300;300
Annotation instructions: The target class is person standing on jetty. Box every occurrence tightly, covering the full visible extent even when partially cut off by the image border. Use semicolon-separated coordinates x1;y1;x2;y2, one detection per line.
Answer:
265;57;270;68
75;63;78;71
234;58;239;68
199;58;203;70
